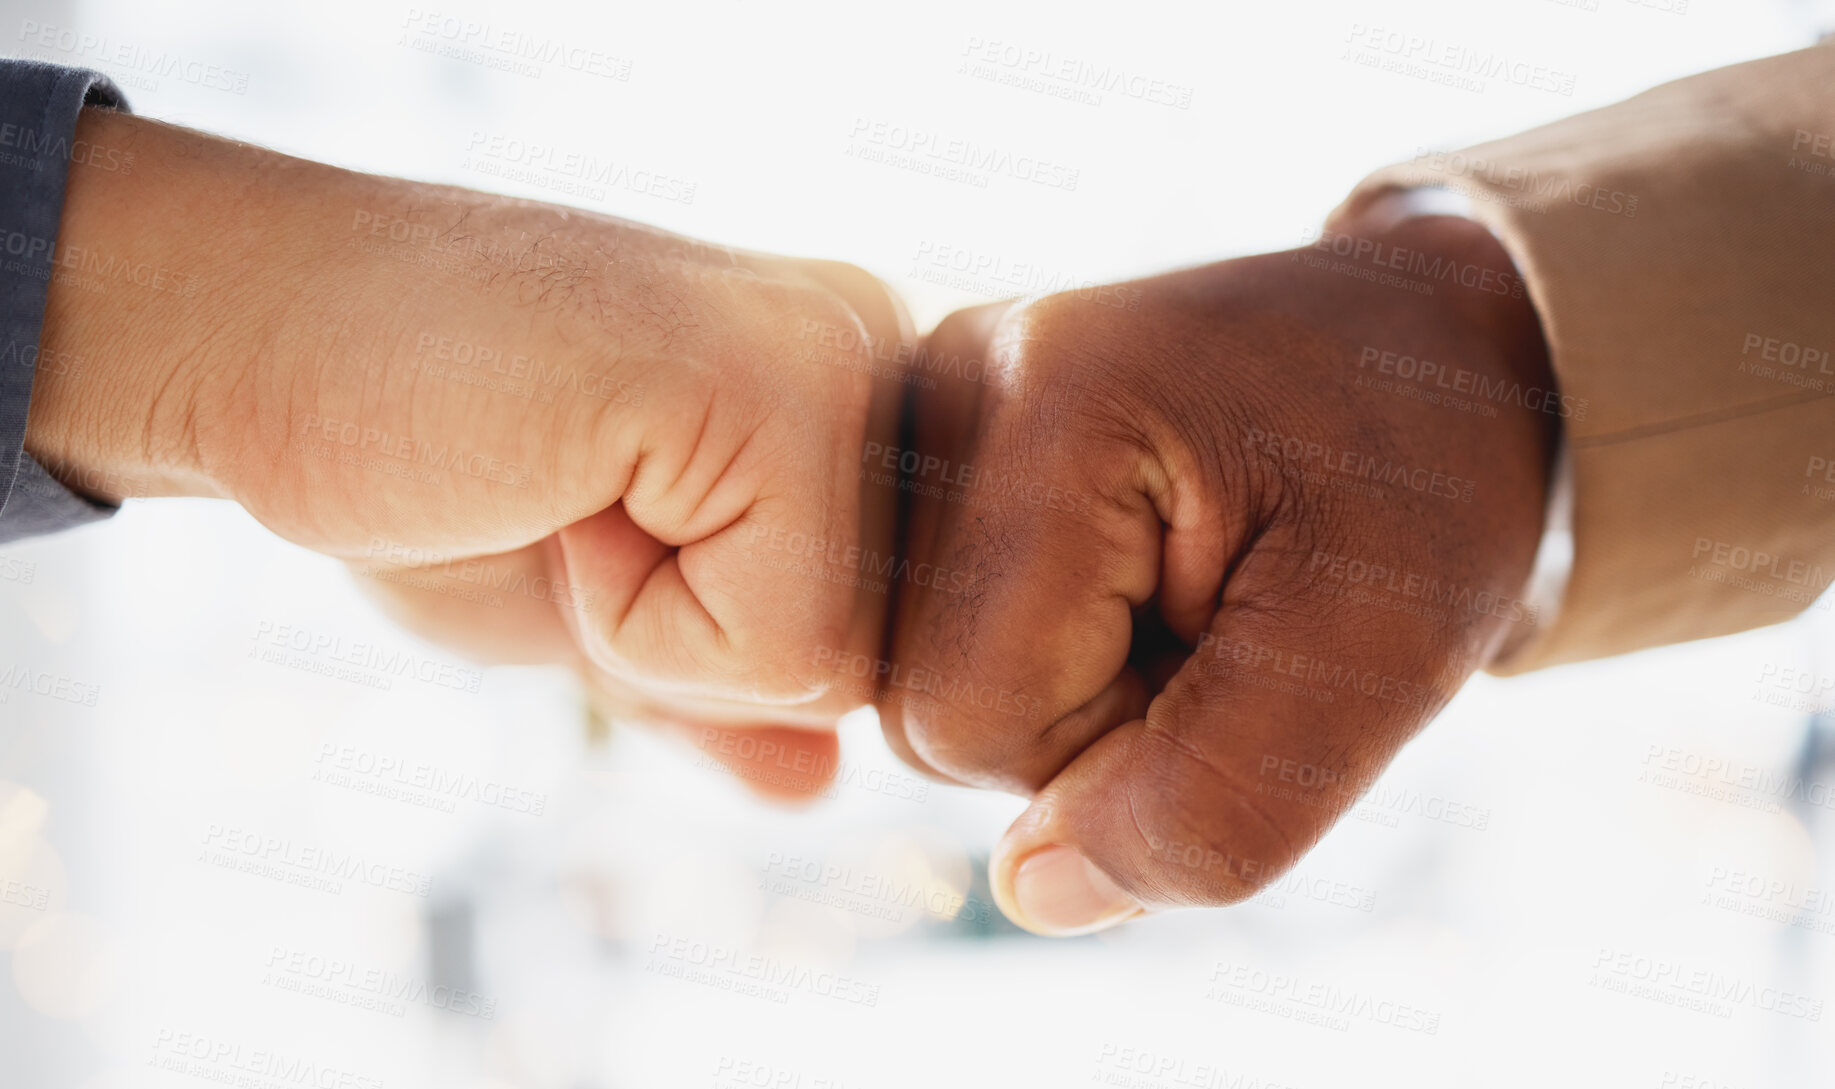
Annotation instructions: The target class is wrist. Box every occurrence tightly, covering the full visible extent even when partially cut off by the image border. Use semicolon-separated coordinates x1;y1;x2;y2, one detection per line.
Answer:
1355;211;1555;412
1306;209;1561;668
1378;213;1564;665
24;109;334;504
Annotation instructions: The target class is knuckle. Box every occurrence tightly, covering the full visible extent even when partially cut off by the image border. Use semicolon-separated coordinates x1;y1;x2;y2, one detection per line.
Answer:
997;289;1094;349
989;295;1150;438
804;282;869;342
929;300;992;347
901;708;1028;790
774;283;879;401
810;259;885;302
986;296;1077;387
920;299;1011;379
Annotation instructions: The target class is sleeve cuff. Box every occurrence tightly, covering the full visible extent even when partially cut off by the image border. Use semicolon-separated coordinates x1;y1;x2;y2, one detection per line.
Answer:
0;59;129;544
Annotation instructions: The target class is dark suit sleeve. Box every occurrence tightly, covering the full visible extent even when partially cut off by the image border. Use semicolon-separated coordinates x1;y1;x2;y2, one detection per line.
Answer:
0;59;128;544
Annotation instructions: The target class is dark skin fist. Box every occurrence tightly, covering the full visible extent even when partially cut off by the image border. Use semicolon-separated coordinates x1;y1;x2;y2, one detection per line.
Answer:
879;214;1557;934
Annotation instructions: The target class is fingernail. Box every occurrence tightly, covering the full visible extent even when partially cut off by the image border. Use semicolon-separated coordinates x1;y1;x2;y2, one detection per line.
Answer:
1009;844;1141;937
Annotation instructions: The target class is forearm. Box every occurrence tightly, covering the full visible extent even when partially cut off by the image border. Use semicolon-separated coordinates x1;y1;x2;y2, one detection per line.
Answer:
26;109;313;501
24;108;605;514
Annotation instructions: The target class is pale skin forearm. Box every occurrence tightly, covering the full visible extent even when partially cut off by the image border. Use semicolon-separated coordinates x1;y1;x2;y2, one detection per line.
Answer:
27;108;318;501
24;108;677;524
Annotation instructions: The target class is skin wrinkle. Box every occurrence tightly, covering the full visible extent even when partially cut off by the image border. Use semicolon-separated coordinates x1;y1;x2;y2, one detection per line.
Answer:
145;305;235;483
1128;717;1302;903
645;426;773;660
1033;666;1142;762
1123;788;1155;884
659;385;719;510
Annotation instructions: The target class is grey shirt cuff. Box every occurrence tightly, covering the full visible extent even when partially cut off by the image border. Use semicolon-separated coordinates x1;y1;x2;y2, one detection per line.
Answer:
0;58;129;544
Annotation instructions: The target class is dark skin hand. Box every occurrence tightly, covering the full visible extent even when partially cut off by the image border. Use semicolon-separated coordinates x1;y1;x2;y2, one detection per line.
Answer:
879;214;1557;934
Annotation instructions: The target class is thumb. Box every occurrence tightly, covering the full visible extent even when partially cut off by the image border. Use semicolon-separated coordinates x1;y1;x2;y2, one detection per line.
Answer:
988;547;1481;936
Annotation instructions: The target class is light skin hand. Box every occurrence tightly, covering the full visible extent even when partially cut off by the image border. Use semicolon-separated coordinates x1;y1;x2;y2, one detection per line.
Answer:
880;214;1557;934
26;107;912;759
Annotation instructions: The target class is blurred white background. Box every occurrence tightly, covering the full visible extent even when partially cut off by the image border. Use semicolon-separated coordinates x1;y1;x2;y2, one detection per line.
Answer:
1;0;1833;1086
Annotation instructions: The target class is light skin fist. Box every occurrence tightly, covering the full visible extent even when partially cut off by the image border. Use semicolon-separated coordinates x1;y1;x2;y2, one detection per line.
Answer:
880;214;1558;934
26;108;911;754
